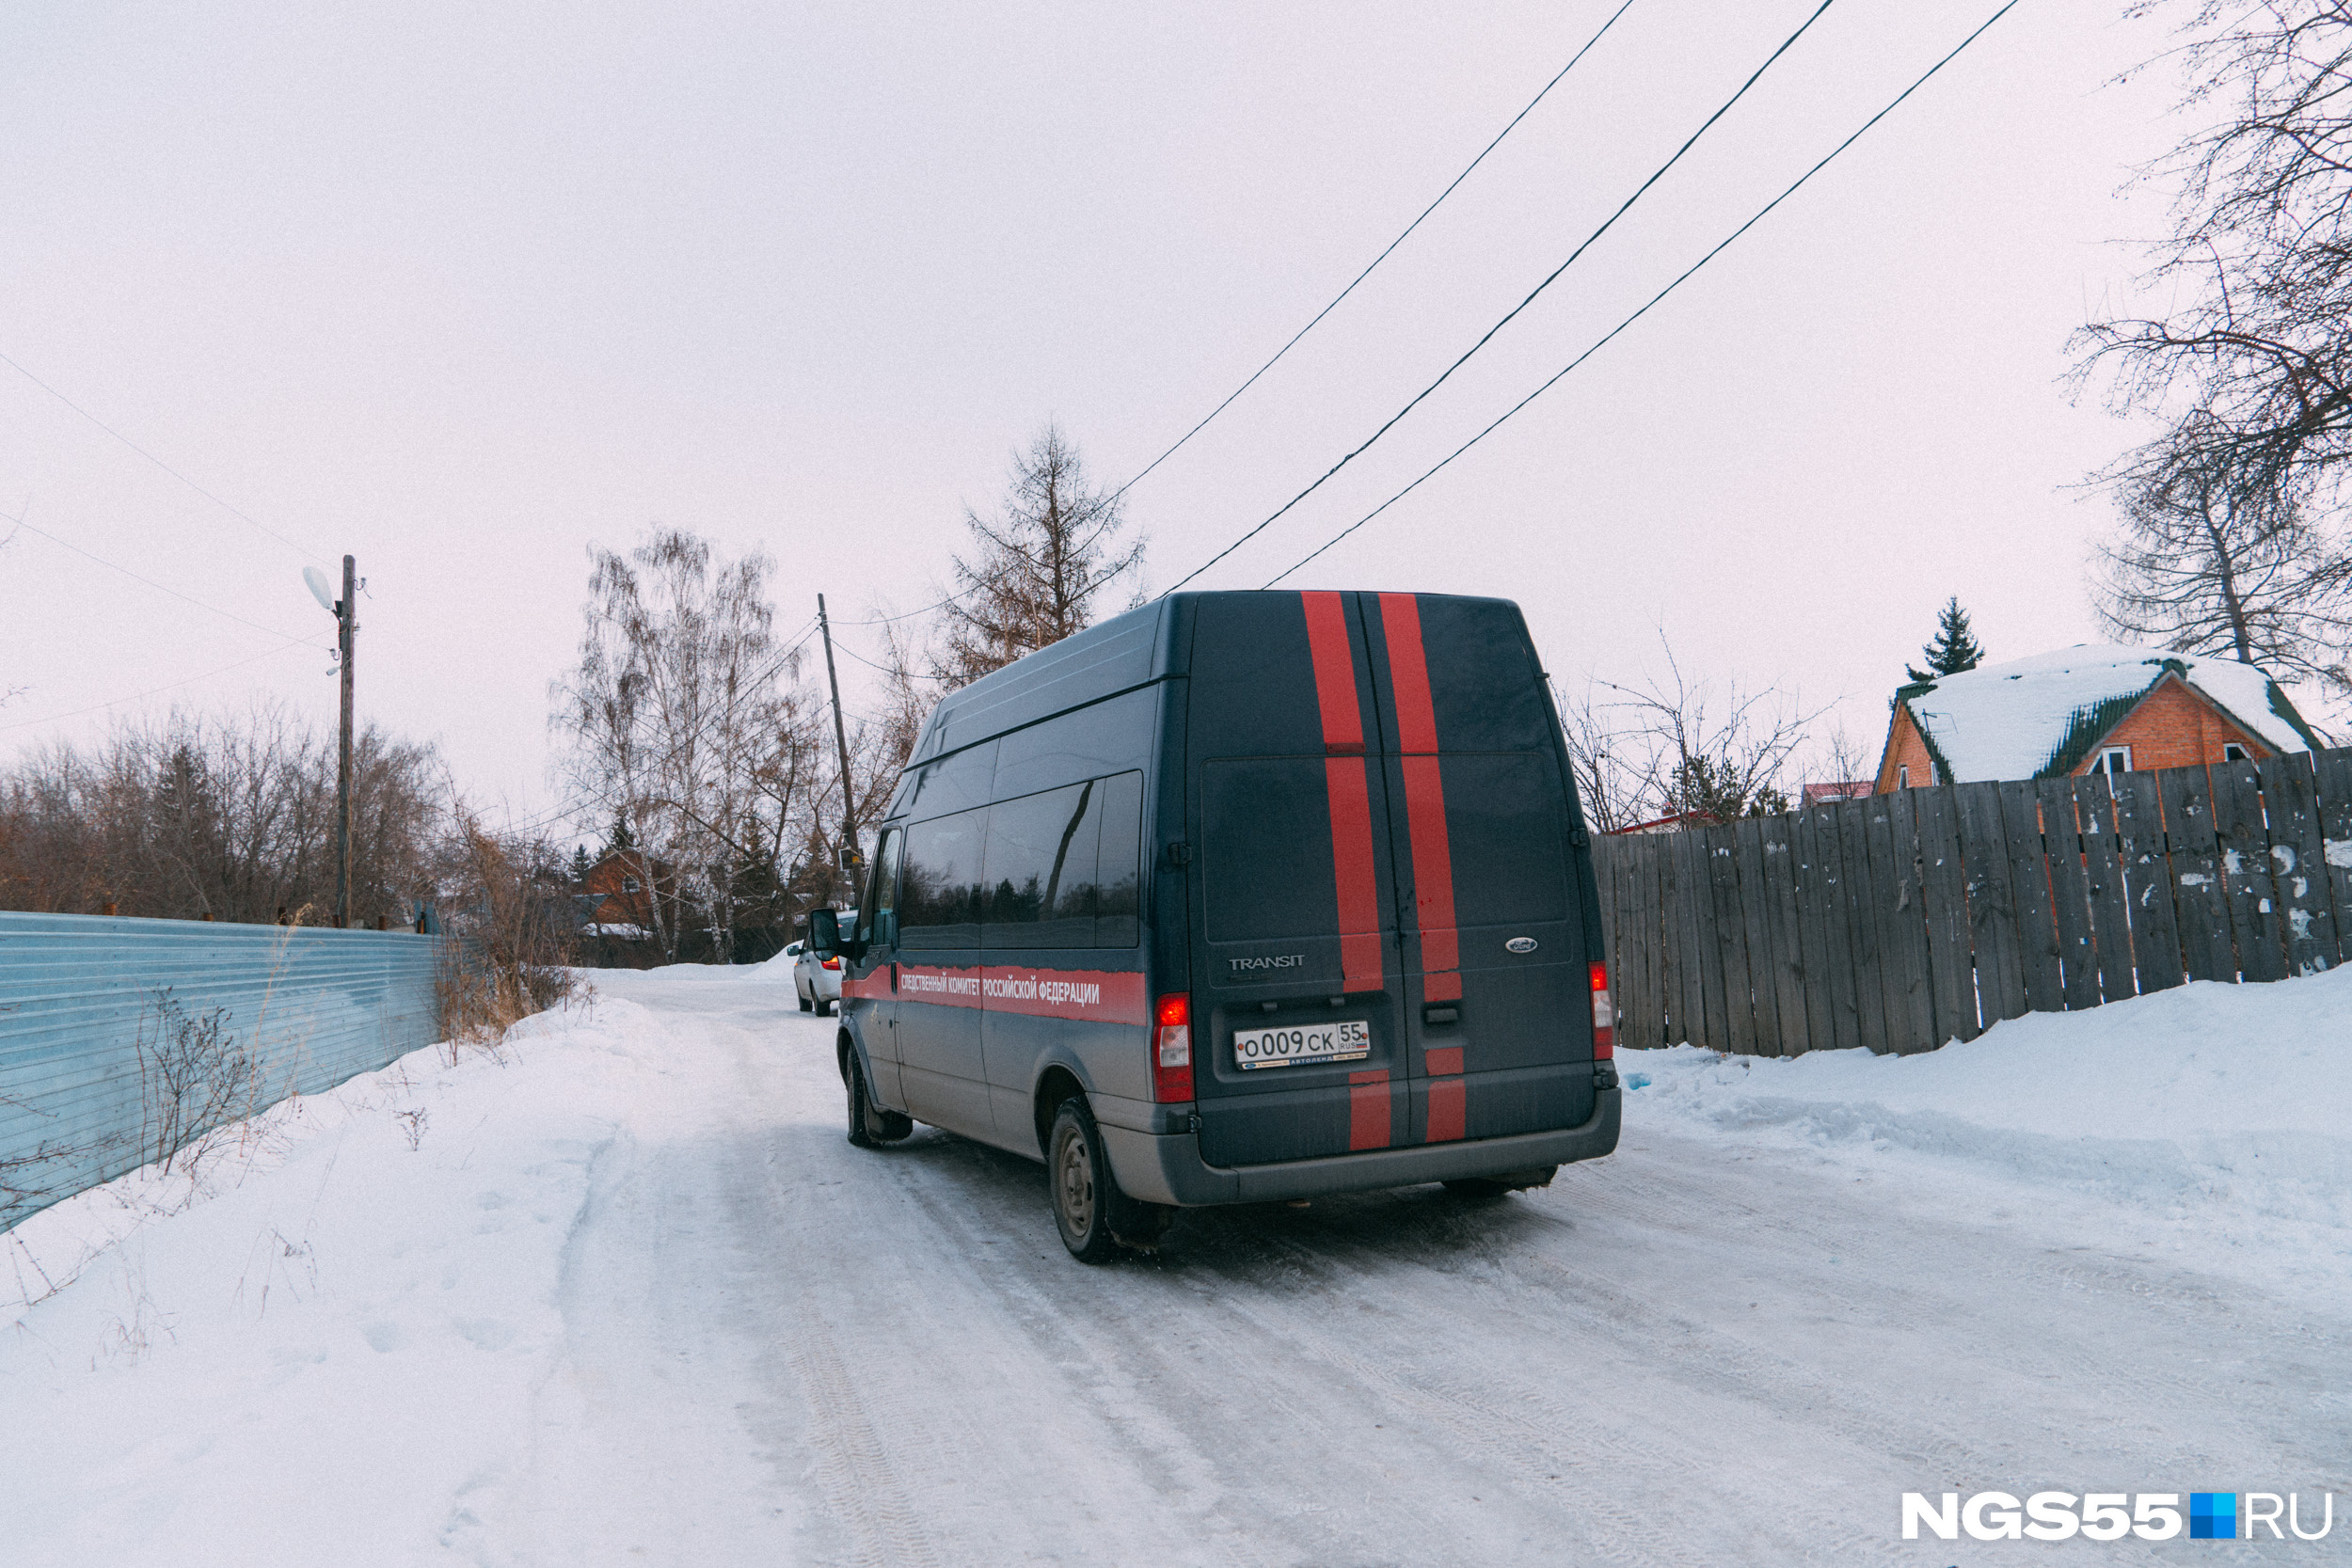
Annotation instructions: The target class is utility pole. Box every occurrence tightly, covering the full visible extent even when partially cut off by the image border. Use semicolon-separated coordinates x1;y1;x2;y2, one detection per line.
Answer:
335;554;356;928
817;594;858;901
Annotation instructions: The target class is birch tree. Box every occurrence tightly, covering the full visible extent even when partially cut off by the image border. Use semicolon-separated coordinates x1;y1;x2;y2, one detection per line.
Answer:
552;529;802;959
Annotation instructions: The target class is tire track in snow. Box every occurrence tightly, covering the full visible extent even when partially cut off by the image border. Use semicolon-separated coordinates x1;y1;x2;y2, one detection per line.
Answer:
787;1313;946;1568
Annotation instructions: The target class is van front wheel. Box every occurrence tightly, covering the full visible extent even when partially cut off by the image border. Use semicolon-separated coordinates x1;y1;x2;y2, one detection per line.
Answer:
846;1055;911;1148
1049;1098;1143;1263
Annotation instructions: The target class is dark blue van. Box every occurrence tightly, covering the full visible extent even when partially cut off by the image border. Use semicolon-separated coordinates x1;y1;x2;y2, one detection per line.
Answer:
809;590;1619;1260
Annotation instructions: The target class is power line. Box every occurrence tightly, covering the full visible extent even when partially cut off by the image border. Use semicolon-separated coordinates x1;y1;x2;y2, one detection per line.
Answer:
0;348;329;566
1161;0;1839;595
8;512;316;642
1105;0;1640;507
832;638;955;683
1264;0;2025;587
0;635;316;734
842;591;964;626
838;6;1641;634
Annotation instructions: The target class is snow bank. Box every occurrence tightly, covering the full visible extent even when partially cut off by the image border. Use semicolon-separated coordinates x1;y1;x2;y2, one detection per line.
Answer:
1622;966;2352;1297
0;989;678;1565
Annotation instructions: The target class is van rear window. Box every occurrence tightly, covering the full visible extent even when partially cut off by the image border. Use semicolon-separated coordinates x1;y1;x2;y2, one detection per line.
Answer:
1201;758;1373;944
1439;753;1571;925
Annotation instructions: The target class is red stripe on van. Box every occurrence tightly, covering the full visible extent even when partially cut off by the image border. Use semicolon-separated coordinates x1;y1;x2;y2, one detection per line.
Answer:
1347;1069;1391;1149
1378;593;1441;753
1425;1075;1465;1142
1379;594;1462;998
1324;757;1386;990
887;963;1149;1024
1301;590;1365;755
1422;1045;1462;1076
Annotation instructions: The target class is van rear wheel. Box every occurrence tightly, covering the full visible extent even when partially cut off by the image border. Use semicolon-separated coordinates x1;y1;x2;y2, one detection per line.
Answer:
1049;1098;1152;1263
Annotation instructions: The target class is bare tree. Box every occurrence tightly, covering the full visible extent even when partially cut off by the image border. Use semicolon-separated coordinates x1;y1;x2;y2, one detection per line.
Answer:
1810;720;1881;796
551;528;803;959
934;424;1145;689
2094;426;2352;692
1555;633;1817;830
2076;2;2352;690
0;704;438;921
432;798;580;1041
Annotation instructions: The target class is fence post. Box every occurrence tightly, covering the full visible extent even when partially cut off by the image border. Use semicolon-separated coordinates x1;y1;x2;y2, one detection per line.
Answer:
1914;784;1977;1042
2212;757;2287;982
2261;751;2339;975
2313;749;2352;970
2113;769;2185;994
2075;774;2137;1004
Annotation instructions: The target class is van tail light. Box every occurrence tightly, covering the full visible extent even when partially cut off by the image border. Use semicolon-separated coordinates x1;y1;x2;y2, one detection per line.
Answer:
1152;992;1194;1103
1589;960;1614;1060
821;955;841;971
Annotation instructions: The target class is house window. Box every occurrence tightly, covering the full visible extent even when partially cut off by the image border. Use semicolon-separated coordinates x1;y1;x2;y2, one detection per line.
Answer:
1897;765;1909;788
2222;742;2249;763
623;876;641;895
2097;747;2131;775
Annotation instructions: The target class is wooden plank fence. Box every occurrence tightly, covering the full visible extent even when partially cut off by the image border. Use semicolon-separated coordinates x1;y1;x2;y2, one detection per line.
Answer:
1593;748;2352;1056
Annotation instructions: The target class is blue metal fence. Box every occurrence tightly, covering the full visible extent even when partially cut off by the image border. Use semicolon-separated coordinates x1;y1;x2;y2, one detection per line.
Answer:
0;912;450;1230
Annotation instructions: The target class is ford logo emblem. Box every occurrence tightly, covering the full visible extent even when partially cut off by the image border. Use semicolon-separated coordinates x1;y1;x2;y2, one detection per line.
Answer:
1505;936;1538;955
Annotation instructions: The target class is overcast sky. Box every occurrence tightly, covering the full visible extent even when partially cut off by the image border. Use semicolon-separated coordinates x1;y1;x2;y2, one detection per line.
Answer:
2;1;2205;843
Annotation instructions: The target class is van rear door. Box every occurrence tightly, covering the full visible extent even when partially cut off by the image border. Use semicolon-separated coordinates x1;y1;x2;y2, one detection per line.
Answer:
1186;593;1409;1166
1360;594;1595;1146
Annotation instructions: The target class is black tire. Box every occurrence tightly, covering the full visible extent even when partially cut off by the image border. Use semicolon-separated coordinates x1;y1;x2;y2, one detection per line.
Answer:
798;985;814;1013
845;1052;910;1148
1443;1165;1559;1197
1048;1097;1152;1263
815;995;834;1017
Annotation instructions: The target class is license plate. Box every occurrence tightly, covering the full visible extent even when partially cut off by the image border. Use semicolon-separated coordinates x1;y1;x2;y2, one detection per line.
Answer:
1232;1019;1372;1070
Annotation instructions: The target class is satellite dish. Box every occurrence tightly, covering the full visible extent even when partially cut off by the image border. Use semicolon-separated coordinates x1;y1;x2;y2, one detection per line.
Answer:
303;565;337;613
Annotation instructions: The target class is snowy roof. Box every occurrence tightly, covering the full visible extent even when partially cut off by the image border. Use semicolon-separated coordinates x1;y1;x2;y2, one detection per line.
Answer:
1896;644;2318;784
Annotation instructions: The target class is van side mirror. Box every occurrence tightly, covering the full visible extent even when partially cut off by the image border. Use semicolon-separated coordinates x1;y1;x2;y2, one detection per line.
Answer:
809;908;840;958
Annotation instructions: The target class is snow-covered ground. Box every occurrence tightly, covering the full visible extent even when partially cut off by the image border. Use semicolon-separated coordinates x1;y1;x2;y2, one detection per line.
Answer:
4;964;2347;1565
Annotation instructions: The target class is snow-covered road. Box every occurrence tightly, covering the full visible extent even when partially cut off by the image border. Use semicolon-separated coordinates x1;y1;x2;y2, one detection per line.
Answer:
7;965;2348;1565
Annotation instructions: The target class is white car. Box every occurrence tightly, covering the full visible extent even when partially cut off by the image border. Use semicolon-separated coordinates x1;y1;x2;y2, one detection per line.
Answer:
794;911;854;1015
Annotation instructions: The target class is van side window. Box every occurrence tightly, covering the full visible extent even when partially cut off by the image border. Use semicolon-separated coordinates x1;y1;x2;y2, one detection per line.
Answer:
862;828;903;948
981;782;1098;949
899;809;986;947
1092;770;1143;947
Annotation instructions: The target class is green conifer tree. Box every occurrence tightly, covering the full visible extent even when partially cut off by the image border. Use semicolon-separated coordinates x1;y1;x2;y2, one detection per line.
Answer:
1906;597;1985;684
604;810;636;854
569;844;593;884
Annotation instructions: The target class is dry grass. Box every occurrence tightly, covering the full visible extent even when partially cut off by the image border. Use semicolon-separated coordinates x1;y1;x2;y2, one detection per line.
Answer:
434;804;583;1058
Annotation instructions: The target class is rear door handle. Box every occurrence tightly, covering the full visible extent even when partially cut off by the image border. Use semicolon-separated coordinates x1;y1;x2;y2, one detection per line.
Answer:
1422;1005;1459;1026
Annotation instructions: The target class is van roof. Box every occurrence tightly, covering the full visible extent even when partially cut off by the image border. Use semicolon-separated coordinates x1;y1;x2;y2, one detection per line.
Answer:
909;598;1174;766
906;590;1534;766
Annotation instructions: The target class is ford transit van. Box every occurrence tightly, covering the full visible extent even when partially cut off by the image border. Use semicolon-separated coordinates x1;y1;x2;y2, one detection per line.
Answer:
809;590;1619;1260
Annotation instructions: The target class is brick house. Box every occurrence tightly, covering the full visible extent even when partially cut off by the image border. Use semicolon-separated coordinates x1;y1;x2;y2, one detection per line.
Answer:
1875;644;2322;792
577;849;673;935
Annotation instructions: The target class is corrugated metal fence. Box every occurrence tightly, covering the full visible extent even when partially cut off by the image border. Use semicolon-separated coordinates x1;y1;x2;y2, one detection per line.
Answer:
1;912;450;1230
1594;748;2352;1057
